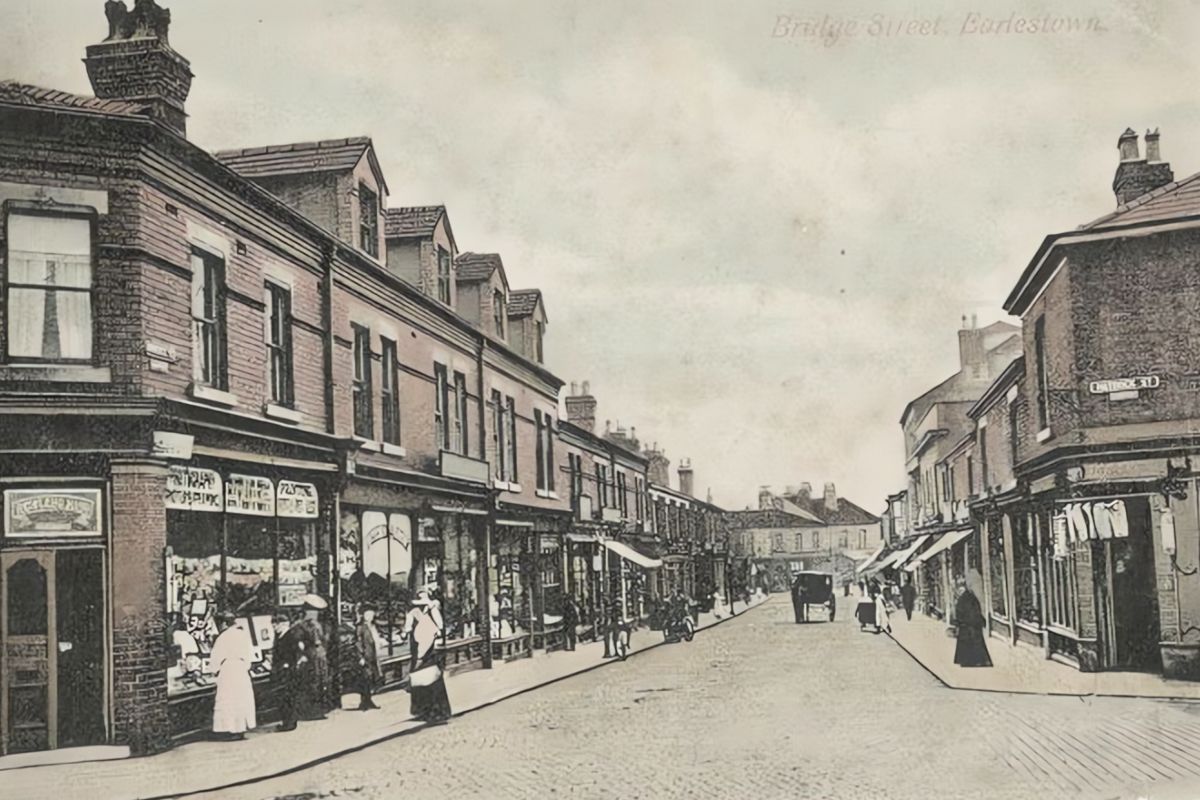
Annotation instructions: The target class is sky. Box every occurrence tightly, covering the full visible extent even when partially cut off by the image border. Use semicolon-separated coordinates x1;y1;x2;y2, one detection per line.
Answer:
4;0;1200;511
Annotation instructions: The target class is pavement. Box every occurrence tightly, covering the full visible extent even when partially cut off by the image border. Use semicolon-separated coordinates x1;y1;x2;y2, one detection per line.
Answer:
195;590;1200;800
0;597;765;800
886;600;1200;700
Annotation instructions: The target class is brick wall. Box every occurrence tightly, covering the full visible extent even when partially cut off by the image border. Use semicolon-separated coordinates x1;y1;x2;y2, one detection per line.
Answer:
251;173;339;236
109;459;170;755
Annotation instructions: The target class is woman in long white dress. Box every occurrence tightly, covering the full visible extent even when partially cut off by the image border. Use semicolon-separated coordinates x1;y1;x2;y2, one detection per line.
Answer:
211;612;257;739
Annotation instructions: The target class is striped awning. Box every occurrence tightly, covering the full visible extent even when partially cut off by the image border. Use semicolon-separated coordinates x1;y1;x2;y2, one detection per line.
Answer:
889;535;932;572
856;544;886;574
907;528;972;570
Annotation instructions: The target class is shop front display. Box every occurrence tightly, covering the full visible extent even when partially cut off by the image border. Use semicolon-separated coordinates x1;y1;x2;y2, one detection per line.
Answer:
164;466;322;703
489;526;533;661
337;509;413;662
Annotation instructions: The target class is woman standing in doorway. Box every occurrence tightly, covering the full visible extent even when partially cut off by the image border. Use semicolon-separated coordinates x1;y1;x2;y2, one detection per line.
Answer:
405;588;451;723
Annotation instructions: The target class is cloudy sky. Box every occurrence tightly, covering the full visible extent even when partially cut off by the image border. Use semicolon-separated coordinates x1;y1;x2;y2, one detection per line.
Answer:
4;0;1199;510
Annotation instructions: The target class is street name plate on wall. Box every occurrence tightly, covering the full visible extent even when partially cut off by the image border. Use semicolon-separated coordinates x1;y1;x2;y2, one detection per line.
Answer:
226;474;276;517
166;466;223;512
277;480;319;518
1089;376;1159;394
152;431;194;460
4;488;102;537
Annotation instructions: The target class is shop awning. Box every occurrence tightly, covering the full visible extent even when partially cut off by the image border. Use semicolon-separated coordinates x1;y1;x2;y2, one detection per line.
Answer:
908;529;972;569
865;549;905;575
855;545;886;574
602;538;663;569
889;535;931;572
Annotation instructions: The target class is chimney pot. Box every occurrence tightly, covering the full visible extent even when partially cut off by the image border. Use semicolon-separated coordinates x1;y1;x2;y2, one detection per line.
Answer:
84;0;192;137
581;380;590;394
1118;128;1140;162
1146;128;1162;162
1114;127;1173;206
570;381;577;395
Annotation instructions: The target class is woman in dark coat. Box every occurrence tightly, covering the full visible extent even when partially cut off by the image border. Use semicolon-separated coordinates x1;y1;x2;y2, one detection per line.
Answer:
953;571;993;667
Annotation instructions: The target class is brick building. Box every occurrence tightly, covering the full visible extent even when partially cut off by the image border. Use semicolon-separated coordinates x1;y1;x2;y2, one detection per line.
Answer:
0;3;733;759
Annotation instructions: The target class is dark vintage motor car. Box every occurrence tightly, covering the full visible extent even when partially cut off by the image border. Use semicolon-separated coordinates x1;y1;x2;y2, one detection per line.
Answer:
790;570;836;623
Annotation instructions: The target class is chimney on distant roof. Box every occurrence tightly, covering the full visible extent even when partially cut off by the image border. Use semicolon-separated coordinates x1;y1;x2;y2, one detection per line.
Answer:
798;483;812;499
84;0;193;136
678;459;694;497
564;381;597;433
758;486;774;510
1113;127;1174;206
823;482;838;513
958;315;987;380
644;444;670;486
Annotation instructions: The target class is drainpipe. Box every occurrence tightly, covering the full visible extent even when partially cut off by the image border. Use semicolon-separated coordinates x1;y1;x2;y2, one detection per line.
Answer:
320;242;336;435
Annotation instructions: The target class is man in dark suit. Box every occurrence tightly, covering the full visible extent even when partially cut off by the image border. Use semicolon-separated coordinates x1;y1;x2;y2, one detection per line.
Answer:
791;576;808;623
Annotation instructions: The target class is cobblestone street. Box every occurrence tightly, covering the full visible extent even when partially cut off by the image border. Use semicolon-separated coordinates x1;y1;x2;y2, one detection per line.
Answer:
202;598;1200;800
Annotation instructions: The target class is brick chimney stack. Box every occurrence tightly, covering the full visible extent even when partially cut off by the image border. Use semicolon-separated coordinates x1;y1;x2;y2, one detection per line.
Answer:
564;380;597;433
1113;127;1174;206
958;313;987;380
678;459;694;497
823;482;838;513
644;443;670;487
84;1;193;137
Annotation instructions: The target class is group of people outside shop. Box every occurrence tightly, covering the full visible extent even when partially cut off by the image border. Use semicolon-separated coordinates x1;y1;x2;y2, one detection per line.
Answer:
208;586;454;740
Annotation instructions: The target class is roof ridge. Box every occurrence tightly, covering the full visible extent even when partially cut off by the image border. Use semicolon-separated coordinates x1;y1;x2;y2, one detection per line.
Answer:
213;136;372;159
1079;168;1200;230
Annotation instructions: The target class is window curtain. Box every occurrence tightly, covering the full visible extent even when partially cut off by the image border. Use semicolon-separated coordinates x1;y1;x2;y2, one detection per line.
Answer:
7;214;92;359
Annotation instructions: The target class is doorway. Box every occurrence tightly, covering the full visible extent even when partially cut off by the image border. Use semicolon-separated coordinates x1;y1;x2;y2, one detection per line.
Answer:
1100;498;1162;671
1;549;106;755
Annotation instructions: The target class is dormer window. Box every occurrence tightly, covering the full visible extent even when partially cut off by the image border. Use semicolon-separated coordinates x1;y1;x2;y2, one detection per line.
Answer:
358;183;379;258
534;320;545;363
492;291;506;340
437;246;452;305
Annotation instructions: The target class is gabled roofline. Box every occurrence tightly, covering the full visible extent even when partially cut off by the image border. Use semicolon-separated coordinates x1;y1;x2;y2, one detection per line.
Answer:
912;428;949;459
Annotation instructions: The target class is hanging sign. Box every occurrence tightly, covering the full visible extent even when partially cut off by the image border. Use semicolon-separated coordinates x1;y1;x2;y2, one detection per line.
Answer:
277;481;319;519
5;488;102;537
226;474;275;517
166;466;223;512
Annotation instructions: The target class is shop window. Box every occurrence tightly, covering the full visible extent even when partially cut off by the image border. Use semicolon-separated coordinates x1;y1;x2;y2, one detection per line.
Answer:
440;517;481;641
265;281;294;407
380;338;401;445
338;510;413;658
5;211;94;362
490;531;530;638
352;324;373;439
541;538;563;620
988;517;1008;617
191;246;227;389
166;509;318;696
1011;514;1042;626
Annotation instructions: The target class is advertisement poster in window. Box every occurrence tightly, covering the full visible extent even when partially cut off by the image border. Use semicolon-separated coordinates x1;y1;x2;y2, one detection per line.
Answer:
4;487;102;537
165;466;223;512
226;474;275;516
277;480;319;518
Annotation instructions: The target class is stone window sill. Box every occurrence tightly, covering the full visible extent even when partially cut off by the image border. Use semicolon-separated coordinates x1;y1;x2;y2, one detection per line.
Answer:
353;436;382;452
506;483;523;493
0;364;112;383
264;403;303;424
188;383;238;408
1036;428;1053;443
381;442;406;457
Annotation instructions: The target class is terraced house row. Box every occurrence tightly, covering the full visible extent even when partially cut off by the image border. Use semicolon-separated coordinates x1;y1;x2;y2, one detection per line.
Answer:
0;4;735;758
865;127;1200;684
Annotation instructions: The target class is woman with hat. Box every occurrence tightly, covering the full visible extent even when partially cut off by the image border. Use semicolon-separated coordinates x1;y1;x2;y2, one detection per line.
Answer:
404;588;451;723
210;611;256;740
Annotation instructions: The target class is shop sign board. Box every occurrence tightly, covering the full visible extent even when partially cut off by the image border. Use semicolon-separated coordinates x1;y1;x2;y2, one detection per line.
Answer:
166;466;223;512
5;488;102;537
277;480;319;519
152;430;194;460
226;474;276;517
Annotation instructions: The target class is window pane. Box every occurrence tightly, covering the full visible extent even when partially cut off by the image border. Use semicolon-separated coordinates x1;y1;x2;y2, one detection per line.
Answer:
6;558;48;636
225;517;276;617
56;290;93;359
166;512;222;694
7;287;46;358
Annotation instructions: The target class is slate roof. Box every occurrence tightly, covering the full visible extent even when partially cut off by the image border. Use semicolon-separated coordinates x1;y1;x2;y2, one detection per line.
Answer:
1080;169;1200;231
385;205;444;238
507;289;541;318
0;80;147;116
725;509;825;530
455;252;504;282
779;492;882;526
212;136;388;193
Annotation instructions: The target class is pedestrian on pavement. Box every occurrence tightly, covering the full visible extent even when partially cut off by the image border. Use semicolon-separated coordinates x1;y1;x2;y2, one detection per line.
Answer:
561;595;579;651
843;579;851;597
405;588;451;723
953;572;993;668
900;575;917;621
210;611;256;740
603;593;622;658
353;604;382;711
873;585;892;634
296;594;330;720
272;610;303;732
